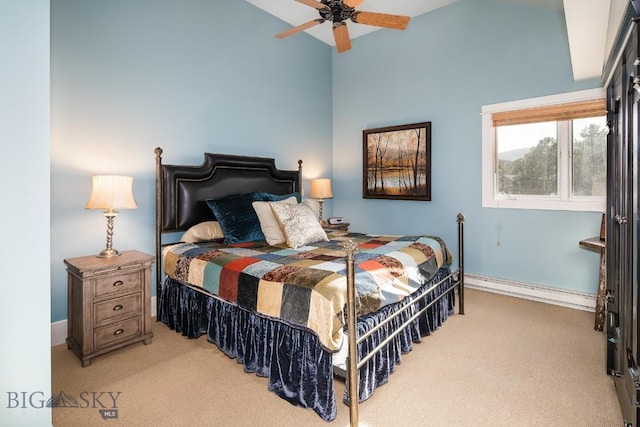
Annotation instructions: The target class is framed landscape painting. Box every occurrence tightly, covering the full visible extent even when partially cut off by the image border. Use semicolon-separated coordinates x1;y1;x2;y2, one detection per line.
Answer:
363;121;432;201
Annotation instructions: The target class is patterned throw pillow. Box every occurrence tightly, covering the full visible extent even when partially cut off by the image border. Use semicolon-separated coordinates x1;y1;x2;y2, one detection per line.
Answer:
302;198;320;219
269;202;328;249
252;197;297;245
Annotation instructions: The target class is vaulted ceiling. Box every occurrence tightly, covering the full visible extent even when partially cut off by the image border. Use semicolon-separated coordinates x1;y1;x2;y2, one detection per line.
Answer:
246;0;627;81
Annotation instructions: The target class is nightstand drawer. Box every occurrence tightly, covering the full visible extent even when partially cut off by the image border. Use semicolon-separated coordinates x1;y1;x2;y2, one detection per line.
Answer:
94;293;142;324
94;271;141;299
94;316;142;350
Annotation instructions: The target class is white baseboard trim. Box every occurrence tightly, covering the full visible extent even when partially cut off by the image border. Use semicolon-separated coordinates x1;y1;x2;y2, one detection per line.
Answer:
52;296;157;347
465;274;596;312
51;319;66;347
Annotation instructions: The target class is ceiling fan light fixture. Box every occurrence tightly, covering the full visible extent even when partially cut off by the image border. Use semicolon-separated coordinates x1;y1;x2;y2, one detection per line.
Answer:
276;0;411;53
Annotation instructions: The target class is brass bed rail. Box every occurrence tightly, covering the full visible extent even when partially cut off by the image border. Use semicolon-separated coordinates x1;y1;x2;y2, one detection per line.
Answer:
343;213;465;427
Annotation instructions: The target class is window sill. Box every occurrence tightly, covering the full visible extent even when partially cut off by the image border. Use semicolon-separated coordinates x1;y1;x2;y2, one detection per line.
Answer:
482;197;605;212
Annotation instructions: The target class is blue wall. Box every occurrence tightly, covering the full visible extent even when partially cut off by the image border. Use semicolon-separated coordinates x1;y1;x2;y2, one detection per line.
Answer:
51;0;605;323
1;0;52;425
50;0;333;322
332;0;602;292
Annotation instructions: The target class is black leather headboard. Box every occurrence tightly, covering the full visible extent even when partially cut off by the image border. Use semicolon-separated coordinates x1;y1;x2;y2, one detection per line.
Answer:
155;147;302;233
154;148;303;308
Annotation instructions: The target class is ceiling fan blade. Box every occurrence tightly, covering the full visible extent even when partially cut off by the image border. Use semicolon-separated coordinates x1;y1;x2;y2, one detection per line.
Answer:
295;0;328;10
275;19;324;39
333;22;352;54
343;0;365;8
352;11;410;30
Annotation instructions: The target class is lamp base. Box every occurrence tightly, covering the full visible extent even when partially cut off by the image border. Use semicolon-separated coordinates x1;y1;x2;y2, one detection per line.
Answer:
97;211;121;258
97;248;121;258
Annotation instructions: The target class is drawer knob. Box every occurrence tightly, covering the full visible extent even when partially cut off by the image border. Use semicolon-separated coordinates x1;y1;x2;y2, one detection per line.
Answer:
113;280;124;287
114;329;124;336
113;304;124;311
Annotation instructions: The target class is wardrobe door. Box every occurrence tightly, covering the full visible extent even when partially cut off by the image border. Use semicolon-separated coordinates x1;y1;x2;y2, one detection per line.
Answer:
627;55;640;424
607;20;640;427
606;68;623;381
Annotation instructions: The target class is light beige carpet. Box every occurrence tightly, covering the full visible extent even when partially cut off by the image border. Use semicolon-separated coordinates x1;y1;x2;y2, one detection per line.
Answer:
51;289;622;426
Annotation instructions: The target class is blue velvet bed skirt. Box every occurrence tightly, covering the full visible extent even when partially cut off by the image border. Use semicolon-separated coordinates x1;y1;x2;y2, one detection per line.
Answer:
159;278;337;421
159;266;454;422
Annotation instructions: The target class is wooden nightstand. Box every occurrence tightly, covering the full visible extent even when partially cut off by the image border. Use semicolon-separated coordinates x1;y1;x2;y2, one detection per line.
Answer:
65;250;154;367
323;222;350;232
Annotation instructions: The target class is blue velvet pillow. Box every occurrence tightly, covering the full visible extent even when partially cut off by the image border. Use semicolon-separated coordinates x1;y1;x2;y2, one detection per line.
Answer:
206;192;265;244
259;191;301;203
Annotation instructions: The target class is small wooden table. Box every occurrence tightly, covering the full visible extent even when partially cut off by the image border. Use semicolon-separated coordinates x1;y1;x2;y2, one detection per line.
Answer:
579;237;605;331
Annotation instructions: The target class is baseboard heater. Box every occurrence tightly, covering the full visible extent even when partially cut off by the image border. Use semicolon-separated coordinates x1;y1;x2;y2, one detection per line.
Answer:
464;274;596;312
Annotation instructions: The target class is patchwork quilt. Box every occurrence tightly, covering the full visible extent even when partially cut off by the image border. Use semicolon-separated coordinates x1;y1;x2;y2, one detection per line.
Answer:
162;230;452;352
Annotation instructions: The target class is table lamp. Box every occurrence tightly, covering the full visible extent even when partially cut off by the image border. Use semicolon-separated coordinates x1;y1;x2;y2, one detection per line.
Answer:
85;175;138;257
309;178;333;224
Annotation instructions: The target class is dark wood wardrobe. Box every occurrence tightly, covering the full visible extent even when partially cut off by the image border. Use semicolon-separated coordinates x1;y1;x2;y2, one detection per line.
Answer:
605;2;640;425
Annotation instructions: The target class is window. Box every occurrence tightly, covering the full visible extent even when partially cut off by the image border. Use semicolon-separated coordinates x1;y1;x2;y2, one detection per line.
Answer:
481;88;607;211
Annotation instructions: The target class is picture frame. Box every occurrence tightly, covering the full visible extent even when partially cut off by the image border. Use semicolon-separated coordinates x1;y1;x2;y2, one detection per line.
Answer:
363;121;432;201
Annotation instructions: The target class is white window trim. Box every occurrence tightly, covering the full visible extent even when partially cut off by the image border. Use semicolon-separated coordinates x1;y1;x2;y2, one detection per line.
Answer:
481;88;606;212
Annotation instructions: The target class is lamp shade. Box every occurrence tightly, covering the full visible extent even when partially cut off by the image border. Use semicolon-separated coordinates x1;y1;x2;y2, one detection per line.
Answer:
309;178;333;200
85;175;138;211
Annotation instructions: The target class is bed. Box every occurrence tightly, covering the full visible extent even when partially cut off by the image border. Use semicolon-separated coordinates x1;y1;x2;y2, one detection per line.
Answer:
154;148;465;425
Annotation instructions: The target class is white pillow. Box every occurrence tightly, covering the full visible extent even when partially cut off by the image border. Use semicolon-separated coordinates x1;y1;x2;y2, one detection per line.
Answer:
252;197;297;245
269;202;328;249
180;221;224;243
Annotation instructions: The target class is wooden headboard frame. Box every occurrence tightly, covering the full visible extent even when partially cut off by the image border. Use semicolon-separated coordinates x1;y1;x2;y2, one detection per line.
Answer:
154;147;303;314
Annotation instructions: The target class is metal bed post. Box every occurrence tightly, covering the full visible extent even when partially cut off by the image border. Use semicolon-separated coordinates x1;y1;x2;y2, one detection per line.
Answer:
343;240;359;427
457;212;465;315
297;159;303;197
154;147;163;320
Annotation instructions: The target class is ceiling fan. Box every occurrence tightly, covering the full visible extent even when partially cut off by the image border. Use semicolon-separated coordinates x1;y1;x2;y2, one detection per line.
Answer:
275;0;411;54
